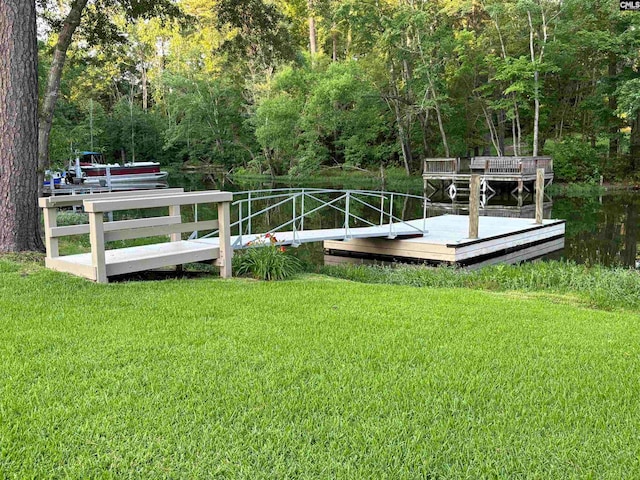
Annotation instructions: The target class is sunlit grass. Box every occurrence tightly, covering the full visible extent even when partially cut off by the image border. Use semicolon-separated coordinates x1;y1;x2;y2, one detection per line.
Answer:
1;259;640;477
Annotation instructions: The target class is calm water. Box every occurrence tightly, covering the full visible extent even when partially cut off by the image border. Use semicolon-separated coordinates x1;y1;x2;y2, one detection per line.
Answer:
169;171;640;268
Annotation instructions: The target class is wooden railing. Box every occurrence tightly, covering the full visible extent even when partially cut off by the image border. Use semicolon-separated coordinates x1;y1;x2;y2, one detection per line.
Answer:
39;189;233;283
471;156;553;175
423;158;459;174
424;156;553;176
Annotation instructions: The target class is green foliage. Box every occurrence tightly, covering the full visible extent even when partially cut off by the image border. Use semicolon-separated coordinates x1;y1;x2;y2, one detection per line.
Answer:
233;237;302;280
255;61;394;175
163;74;255;167
39;0;640;180
255;92;303;173
546;138;601;182
56;212;90;226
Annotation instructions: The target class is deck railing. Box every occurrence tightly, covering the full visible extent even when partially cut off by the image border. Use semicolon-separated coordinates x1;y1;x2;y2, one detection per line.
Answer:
470;156;553;175
425;156;553;176
39;189;233;283
423;158;458;174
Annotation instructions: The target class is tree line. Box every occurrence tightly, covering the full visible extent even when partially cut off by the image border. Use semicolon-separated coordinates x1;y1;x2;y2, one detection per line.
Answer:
1;0;640;252
44;0;640;182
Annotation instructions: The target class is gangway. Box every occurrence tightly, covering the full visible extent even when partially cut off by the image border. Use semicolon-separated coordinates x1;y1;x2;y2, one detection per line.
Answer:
194;188;430;248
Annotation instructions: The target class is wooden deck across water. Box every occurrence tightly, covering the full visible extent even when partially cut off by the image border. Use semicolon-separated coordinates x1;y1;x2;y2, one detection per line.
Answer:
323;215;565;265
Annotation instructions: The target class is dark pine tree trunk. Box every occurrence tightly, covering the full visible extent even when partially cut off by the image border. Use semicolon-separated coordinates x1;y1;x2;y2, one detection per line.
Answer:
0;0;43;252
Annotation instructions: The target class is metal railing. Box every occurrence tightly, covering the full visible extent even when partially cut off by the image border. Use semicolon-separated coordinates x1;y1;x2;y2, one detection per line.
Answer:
197;188;430;248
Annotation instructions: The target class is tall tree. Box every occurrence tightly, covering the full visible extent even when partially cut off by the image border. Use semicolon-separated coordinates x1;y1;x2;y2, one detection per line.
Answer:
37;0;180;181
38;0;88;186
0;0;43;252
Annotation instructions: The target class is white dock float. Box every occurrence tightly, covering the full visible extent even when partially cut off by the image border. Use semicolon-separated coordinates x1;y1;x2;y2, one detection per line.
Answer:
323;215;565;265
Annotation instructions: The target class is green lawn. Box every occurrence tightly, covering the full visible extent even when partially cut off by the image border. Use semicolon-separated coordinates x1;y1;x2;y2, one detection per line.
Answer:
1;259;640;478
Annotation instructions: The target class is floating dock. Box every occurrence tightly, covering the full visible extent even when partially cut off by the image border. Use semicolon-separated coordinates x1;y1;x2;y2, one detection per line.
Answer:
323;215;565;266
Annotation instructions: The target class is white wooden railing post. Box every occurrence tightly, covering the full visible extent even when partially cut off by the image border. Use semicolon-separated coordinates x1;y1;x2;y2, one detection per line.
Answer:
42;206;59;259
88;211;107;284
535;168;545;225
169;205;181;242
217;200;233;279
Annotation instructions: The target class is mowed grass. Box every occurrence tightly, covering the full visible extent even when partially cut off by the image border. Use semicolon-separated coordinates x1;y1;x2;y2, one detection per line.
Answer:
1;260;640;478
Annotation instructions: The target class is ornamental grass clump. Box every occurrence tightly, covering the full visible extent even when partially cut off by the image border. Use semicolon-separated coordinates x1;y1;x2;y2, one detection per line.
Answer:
233;233;302;281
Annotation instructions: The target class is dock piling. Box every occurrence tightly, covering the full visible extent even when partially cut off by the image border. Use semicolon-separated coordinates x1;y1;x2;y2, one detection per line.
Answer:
535;168;544;224
469;174;480;239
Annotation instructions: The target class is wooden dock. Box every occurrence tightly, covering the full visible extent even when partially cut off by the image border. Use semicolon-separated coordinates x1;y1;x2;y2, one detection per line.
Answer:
39;185;565;282
423;156;554;200
323;215;565;266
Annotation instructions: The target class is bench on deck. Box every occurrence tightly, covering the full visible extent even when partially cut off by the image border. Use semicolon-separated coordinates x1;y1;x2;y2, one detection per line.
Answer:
39;189;233;283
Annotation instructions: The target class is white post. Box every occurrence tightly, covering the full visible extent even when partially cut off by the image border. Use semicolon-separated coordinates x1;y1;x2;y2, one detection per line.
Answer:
43;207;59;258
300;189;305;231
247;192;252;235
292;193;297;245
535;167;544;224
217;201;233;279
422;195;427;236
88;211;107;283
238;202;243;247
344;192;350;238
105;165;112;191
75;156;81;179
169;205;181;242
469;174;480;239
388;193;394;237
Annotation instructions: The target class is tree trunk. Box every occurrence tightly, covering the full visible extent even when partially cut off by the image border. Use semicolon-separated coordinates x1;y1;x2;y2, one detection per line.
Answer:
307;0;317;59
37;0;88;180
141;64;148;111
497;109;506;156
533;70;540;156
0;0;44;252
631;111;640;172
332;24;337;62
608;54;618;159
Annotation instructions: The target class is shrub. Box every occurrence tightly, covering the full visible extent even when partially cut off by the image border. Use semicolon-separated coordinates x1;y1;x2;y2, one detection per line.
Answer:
546;138;601;182
56;211;89;226
233;234;302;281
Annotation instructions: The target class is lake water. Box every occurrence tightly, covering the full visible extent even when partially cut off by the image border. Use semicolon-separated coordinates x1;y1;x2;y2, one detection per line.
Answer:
168;171;640;268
